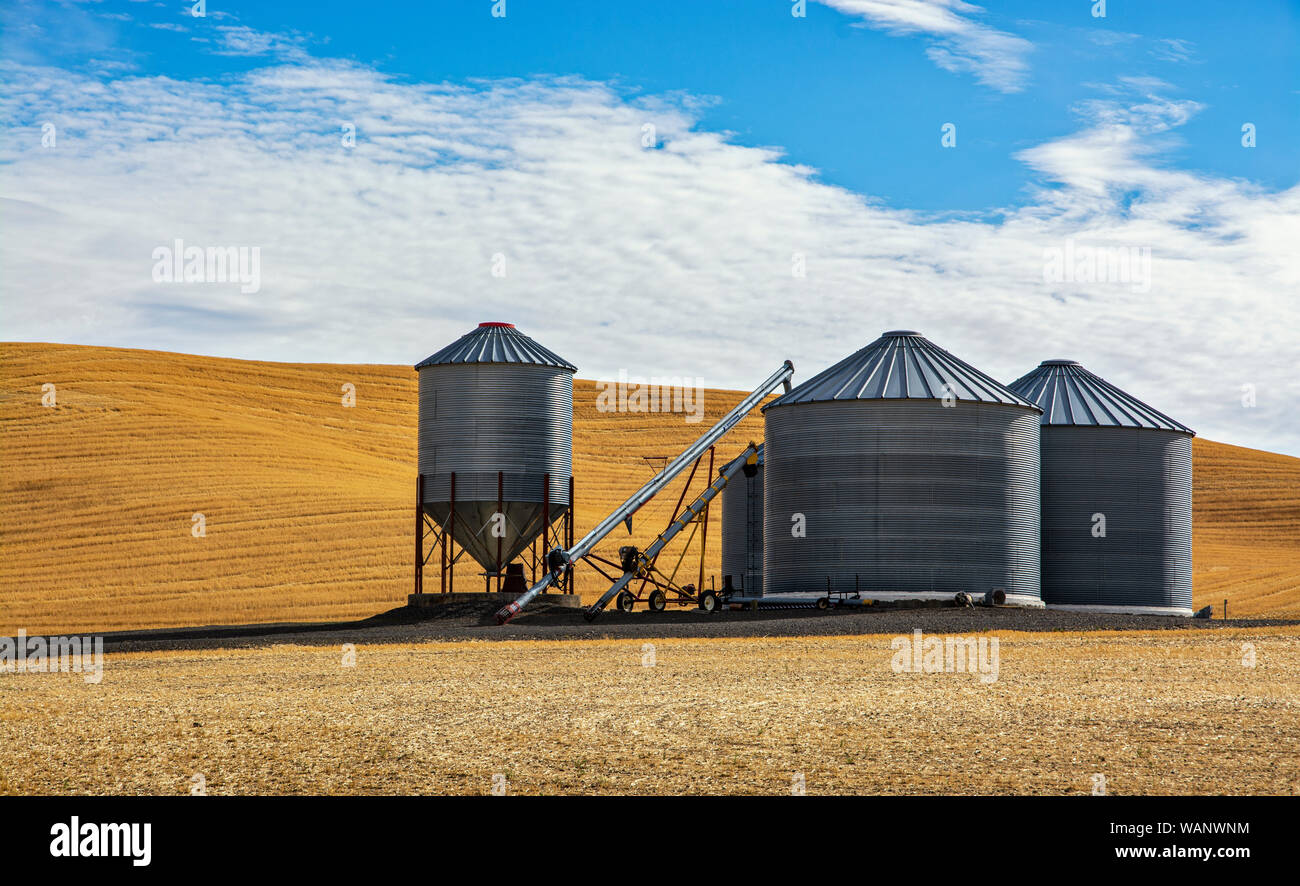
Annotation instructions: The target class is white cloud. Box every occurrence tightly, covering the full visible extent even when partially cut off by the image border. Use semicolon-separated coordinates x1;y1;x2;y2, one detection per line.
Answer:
1087;30;1141;48
211;25;309;59
1151;38;1196;63
816;0;1032;92
0;61;1296;454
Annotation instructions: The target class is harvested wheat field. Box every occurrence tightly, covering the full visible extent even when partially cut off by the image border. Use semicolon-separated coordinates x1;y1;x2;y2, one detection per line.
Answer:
2;627;1297;795
2;341;1299;634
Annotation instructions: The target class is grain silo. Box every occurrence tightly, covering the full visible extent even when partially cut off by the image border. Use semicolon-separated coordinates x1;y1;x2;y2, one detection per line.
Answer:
413;322;576;595
1007;360;1194;615
720;444;763;596
762;331;1042;605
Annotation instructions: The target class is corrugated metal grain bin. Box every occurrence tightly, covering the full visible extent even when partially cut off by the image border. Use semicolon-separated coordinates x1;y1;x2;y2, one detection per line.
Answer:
720;445;763;595
415;322;576;572
1007;360;1194;615
762;331;1043;605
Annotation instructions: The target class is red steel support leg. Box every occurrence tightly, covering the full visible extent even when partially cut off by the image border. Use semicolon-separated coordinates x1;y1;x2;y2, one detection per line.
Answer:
497;470;504;593
567;475;575;593
542;472;550;595
448;472;456;594
439;476;447;594
415;474;424;597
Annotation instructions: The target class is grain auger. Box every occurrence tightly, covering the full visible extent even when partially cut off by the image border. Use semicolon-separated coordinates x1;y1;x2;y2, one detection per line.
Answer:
494;361;793;625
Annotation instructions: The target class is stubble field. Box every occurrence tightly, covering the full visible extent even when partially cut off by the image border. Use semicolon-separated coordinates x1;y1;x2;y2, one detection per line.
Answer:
3;626;1297;795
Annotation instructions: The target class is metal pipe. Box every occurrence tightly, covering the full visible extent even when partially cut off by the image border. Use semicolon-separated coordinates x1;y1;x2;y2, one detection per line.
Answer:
496;361;793;624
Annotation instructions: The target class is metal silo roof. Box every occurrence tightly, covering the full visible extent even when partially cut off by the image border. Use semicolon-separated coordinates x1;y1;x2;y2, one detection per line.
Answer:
415;322;577;371
1007;360;1193;433
764;330;1038;409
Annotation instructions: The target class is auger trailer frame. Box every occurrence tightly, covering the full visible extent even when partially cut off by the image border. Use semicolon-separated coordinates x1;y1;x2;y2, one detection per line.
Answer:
584;441;761;620
578;444;719;616
494;361;793;625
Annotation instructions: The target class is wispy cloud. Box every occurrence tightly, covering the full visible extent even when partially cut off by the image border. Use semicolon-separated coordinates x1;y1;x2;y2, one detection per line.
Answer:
1151;38;1197;63
1087;30;1141;47
1020;81;1203;195
211;25;310;59
816;0;1033;92
1;61;1296;453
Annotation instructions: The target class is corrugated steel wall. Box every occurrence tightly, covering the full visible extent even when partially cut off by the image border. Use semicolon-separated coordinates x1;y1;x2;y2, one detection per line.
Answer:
417;363;572;570
1039;427;1192;610
721;459;763;595
763;400;1041;601
417;363;573;506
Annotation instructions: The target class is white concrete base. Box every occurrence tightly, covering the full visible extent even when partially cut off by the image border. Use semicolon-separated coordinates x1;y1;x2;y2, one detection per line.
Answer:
1046;603;1193;617
736;590;1045;609
863;590;1043;609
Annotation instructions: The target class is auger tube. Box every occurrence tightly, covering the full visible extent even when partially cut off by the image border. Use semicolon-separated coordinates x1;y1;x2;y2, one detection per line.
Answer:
495;361;794;624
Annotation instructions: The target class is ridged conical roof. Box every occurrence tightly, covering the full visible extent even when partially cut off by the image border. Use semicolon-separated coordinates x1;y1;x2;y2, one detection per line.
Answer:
1007;360;1192;433
764;331;1037;409
416;322;576;371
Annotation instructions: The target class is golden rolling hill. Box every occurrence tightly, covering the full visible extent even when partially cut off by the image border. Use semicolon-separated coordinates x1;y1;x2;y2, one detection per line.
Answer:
2;342;1297;633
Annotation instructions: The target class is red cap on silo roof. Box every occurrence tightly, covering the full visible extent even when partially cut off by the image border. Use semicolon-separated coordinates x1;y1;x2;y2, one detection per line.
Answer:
478;322;515;328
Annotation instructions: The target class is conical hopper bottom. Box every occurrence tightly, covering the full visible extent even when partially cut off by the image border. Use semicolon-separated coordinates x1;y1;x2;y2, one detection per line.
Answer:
425;500;568;573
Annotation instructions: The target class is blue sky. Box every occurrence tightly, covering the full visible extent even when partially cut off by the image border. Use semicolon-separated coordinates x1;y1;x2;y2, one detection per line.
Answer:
1;0;1298;453
10;0;1298;210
